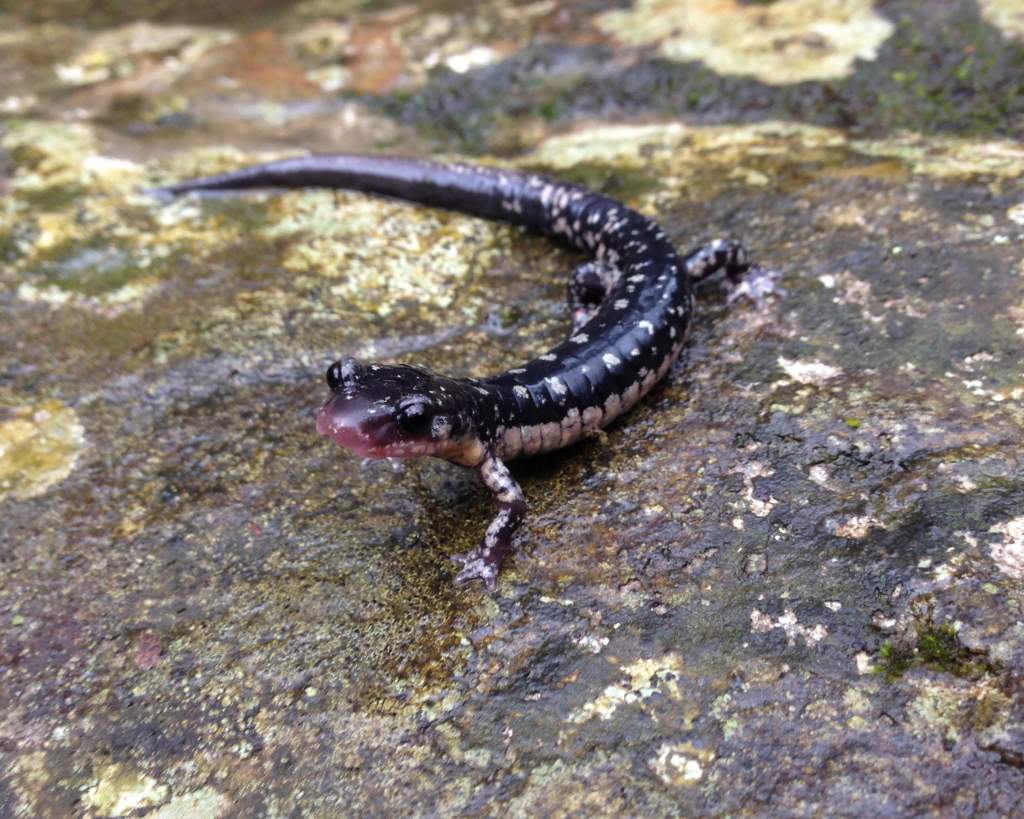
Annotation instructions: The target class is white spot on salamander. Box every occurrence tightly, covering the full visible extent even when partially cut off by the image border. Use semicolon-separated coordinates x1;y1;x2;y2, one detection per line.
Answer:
630;347;641;357
614;299;629;310
570;333;589;344
545;376;568;396
513;385;529;399
603;353;622;368
638;320;655;334
539;353;557;361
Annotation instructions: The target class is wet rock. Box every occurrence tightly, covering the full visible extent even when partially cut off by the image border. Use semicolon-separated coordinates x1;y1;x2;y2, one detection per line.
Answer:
2;1;1024;815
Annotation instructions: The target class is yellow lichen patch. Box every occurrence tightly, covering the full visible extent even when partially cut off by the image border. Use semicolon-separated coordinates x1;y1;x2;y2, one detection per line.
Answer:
750;608;829;647
989;516;1024;580
0;400;85;502
261;190;510;316
2;126;247;313
150;787;229;819
567;653;686;724
523;120;848;212
83;764;169;817
1;120;98;190
777;356;843;386
285;4;551;95
2;120;144;204
54;21;233;87
288;19;354;91
11;752;50;817
526;122;691;170
526;120;846;171
907;678;1007;744
15;279;161;313
1010;302;1024;338
289;19;354;62
595;0;893;84
648;742;715;786
527;121;1024;195
852;134;1024;179
979;0;1024;39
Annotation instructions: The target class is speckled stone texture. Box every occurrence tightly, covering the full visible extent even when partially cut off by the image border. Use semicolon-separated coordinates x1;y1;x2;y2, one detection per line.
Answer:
1;1;1023;816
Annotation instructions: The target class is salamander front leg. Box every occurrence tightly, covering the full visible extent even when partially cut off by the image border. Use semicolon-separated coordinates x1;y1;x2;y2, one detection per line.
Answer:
451;453;526;590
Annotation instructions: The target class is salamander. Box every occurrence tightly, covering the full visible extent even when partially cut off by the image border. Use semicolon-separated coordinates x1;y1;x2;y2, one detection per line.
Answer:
157;155;772;588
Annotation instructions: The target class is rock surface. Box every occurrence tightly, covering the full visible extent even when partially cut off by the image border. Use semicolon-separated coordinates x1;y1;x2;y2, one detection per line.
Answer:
2;1;1023;816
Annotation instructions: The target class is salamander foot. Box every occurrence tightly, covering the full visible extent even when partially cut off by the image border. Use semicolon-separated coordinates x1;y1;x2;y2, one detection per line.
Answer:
451;550;500;590
727;264;785;309
450;452;526;590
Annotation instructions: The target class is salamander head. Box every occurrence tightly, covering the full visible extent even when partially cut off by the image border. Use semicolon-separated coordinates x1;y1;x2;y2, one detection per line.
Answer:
316;356;482;462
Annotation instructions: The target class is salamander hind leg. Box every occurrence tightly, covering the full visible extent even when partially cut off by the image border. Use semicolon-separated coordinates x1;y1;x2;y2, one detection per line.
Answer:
683;238;750;284
451;453;526;590
568;261;620;331
685;238;784;309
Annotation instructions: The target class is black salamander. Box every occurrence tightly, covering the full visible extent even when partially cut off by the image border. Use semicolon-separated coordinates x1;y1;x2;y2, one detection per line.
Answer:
157;155;770;588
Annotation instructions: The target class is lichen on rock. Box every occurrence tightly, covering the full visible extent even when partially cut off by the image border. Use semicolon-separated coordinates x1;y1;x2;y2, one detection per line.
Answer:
2;1;1024;815
0;400;85;501
596;0;894;84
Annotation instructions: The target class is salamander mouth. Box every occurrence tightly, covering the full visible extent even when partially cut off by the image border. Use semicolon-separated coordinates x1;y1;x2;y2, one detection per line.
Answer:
316;393;389;456
316;392;431;459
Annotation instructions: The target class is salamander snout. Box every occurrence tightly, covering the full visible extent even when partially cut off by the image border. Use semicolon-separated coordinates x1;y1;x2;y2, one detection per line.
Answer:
316;360;473;460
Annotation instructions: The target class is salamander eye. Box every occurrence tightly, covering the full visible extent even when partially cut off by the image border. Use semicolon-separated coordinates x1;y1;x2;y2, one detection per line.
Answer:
325;357;358;392
396;398;432;435
326;362;342;391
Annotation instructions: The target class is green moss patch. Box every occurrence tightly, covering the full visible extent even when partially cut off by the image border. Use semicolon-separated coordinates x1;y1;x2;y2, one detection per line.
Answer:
878;623;999;681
